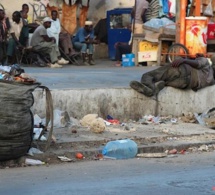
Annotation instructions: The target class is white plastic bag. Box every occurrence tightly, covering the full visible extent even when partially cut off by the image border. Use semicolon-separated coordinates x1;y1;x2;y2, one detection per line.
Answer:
203;0;214;16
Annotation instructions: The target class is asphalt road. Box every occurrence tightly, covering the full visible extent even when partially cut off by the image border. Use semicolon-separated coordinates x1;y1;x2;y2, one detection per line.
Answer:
1;152;215;195
23;59;157;89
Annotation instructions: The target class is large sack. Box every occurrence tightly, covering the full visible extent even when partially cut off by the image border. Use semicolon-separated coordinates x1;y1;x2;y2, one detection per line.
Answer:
0;81;40;161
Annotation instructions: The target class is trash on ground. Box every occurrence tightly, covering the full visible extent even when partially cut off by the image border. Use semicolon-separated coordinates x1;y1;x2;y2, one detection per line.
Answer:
194;107;215;129
103;120;112;126
33;128;47;141
180;112;196;123
168;149;178;154
80;114;105;133
76;152;84;159
107;119;120;125
137;153;167;158
53;109;70;128
25;158;45;166
27;147;43;156
102;139;137;159
58;156;73;162
89;117;106;133
198;145;209;151
180;149;186;154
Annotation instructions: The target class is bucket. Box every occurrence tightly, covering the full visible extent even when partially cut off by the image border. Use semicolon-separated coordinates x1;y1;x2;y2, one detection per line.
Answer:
185;17;208;55
122;53;135;67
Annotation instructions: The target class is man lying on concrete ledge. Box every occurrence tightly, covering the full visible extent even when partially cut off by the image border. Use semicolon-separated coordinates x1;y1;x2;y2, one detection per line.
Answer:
130;54;215;97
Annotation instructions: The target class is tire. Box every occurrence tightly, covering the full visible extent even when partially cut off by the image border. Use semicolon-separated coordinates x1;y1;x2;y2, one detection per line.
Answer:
167;43;189;63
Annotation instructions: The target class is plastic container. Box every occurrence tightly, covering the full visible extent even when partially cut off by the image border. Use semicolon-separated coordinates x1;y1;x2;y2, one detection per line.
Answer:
102;139;138;159
122;53;135;67
185;17;208;55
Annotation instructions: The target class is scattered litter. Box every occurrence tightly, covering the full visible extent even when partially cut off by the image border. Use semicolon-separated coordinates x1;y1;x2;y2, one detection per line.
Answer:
137;153;167;158
104;120;112;126
194;107;215;129
53;109;70;128
58;156;73;162
27;147;43;156
25;158;45;166
171;118;177;124
198;145;209;151
94;153;104;160
107;119;120;125
102;139;137;159
76;152;84;159
179;149;186;154
107;115;114;120
168;149;177;154
33;128;47;141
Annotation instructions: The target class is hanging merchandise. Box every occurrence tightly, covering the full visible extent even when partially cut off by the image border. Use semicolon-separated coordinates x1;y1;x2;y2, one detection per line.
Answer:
169;0;176;16
162;0;169;14
203;0;214;17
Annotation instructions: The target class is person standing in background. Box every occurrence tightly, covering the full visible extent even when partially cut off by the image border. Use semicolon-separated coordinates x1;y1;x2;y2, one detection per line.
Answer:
131;0;149;34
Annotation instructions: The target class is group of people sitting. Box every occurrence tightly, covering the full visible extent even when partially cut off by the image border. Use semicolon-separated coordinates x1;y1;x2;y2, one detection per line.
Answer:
0;4;99;68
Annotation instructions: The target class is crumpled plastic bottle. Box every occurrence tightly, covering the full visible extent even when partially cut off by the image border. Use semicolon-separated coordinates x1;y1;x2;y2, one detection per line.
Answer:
102;139;138;159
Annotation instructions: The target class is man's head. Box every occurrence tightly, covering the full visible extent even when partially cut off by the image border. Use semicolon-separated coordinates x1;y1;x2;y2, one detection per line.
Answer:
51;10;58;21
42;17;53;29
20;10;28;20
12;11;21;24
84;21;93;32
22;4;29;13
0;9;5;21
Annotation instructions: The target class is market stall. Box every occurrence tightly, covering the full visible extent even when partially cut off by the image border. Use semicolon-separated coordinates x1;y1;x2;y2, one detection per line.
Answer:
133;0;215;66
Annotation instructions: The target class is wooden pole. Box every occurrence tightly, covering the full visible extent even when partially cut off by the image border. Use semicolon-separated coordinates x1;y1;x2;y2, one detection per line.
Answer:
195;0;201;16
175;0;180;43
179;0;187;45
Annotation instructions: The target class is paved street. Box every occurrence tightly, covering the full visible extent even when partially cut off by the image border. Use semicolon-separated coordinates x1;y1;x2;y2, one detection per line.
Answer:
1;152;215;195
23;59;157;89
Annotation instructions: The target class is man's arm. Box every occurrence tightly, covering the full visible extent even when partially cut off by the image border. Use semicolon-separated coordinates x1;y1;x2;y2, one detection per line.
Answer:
171;58;200;69
41;35;56;43
11;32;23;47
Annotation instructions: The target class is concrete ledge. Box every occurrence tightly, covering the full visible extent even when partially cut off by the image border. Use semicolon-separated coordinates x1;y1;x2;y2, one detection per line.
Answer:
32;85;215;120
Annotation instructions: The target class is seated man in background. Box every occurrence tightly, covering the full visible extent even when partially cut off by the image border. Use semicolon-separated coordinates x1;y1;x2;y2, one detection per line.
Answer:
7;11;29;64
30;17;69;68
72;21;98;65
0;9;10;64
94;18;108;44
114;25;132;67
47;10;78;57
130;54;215;97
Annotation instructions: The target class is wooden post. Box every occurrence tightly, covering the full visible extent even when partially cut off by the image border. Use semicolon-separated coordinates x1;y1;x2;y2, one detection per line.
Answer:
195;0;201;16
179;0;187;45
175;0;181;43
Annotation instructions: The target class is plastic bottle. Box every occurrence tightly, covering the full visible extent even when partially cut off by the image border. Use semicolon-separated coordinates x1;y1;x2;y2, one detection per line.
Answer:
102;139;138;159
25;158;45;165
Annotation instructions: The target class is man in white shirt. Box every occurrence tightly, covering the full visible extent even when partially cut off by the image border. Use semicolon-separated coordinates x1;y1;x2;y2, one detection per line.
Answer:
47;10;60;46
48;10;78;57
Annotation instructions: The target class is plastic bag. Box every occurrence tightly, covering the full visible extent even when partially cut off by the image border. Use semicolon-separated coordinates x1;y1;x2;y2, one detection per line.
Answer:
203;1;214;16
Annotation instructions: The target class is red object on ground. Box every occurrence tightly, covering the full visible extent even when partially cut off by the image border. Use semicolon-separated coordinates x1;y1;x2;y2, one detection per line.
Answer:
76;153;84;159
169;149;178;154
180;149;186;154
107;119;120;124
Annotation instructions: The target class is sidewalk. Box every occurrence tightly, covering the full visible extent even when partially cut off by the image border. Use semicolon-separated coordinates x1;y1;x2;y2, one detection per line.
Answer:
33;117;215;164
20;60;215;164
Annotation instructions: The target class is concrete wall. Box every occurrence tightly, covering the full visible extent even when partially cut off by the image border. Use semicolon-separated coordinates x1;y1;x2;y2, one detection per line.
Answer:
32;85;215;120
